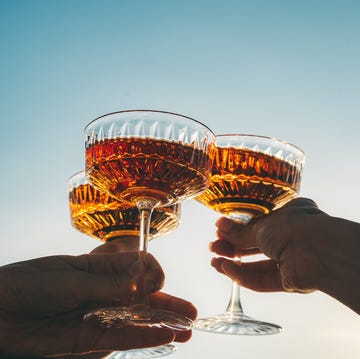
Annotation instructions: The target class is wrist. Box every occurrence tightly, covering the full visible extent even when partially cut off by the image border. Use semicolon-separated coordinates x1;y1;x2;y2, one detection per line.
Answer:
313;215;360;313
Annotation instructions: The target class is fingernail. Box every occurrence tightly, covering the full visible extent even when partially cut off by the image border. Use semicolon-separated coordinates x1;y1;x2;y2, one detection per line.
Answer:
211;257;220;267
209;242;214;251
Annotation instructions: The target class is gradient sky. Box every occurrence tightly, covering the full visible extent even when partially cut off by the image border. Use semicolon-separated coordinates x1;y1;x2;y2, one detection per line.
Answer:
0;1;359;358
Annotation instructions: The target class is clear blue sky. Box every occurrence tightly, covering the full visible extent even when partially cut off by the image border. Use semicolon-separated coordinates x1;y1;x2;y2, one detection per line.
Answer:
0;1;359;358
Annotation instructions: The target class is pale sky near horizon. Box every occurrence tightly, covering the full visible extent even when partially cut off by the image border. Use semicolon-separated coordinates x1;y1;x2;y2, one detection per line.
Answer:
0;1;359;358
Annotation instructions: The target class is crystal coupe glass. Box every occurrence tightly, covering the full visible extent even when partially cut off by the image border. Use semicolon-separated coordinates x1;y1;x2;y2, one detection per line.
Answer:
84;110;215;330
68;170;181;358
195;134;305;335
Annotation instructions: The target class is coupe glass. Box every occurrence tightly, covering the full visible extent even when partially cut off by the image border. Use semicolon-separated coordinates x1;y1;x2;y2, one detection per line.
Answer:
84;110;215;330
194;134;305;335
68;170;181;358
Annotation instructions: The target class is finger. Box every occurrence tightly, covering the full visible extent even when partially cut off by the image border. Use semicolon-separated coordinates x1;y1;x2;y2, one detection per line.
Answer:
211;257;284;292
209;239;236;257
149;292;197;321
216;217;257;249
211;257;227;275
149;292;197;343
149;291;197;343
215;216;247;232
210;240;262;258
173;328;193;343
222;259;283;292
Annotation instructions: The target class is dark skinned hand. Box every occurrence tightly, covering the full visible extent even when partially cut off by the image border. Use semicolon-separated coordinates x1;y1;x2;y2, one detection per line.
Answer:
211;197;360;314
0;244;197;357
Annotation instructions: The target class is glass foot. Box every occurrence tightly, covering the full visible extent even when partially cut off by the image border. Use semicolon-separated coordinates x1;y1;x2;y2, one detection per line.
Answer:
104;344;177;359
194;312;282;335
84;306;192;331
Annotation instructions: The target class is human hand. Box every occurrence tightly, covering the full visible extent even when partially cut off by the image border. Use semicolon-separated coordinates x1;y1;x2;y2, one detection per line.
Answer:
91;238;196;343
210;198;328;294
0;251;196;357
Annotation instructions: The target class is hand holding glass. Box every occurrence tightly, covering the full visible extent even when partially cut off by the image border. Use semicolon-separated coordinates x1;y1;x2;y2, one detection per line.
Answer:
195;134;305;335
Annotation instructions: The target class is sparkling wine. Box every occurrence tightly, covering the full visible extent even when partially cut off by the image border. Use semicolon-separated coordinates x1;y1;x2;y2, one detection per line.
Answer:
85;137;212;206
69;183;180;241
196;146;303;220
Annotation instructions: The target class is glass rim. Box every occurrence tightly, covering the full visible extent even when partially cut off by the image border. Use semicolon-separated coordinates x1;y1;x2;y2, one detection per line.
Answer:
84;109;215;136
215;133;305;156
67;170;86;190
67;169;85;182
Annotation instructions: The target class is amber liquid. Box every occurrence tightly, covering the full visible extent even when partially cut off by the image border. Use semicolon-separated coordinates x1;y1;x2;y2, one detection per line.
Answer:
85;137;212;206
69;183;180;241
196;146;302;221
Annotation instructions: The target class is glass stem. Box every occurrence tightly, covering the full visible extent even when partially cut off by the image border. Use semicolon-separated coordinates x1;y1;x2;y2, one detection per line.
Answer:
225;281;244;318
224;216;250;319
139;206;151;256
130;199;155;315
